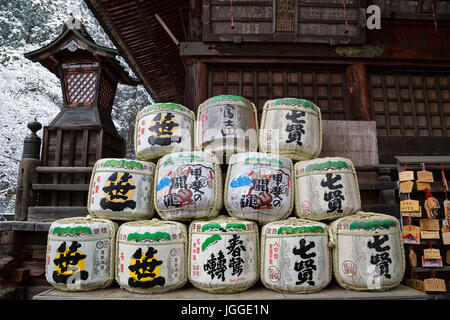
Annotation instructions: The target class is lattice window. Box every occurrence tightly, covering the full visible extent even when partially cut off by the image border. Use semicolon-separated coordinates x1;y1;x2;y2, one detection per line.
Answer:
276;0;295;32
64;70;98;106
369;70;450;136
208;66;349;121
98;73;117;113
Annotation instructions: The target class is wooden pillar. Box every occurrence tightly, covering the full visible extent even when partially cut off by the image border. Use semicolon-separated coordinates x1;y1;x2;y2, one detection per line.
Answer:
184;57;207;113
346;61;371;121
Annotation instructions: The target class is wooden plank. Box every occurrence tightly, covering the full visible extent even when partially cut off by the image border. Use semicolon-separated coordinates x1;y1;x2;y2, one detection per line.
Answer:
321;120;379;166
27;206;89;222
35;167;93;174
32;184;89;191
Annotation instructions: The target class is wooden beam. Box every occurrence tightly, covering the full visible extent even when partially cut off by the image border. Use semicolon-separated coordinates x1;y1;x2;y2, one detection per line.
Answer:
27;206;89;222
32;184;89;191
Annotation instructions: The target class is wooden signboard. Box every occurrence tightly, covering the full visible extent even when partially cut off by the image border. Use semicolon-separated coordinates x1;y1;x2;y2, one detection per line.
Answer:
420;219;440;231
402;225;420;244
399;170;414;182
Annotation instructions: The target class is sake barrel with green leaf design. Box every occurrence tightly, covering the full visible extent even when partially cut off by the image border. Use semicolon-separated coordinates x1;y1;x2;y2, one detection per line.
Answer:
188;215;259;293
329;211;405;291
135;103;195;160
225;152;294;224
87;158;156;221
195;95;258;163
115;218;188;293
294;157;361;221
260;218;332;293
46;217;117;291
259;98;322;161
154;151;222;221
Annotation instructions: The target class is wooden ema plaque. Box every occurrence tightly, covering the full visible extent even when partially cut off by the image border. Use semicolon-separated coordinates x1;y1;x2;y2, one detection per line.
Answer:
424;278;446;292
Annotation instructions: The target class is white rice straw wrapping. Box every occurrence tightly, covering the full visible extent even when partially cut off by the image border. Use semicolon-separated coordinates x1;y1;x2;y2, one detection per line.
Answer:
154;151;222;221
45;216;117;291
260;217;332;293
87;158;156;221
225;152;294;224
188;215;259;293
259;98;322;161
294;157;361;221
115;218;188;293
329;211;405;291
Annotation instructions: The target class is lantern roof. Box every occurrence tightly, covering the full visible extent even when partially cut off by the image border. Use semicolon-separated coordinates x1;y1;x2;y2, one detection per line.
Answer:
24;15;141;86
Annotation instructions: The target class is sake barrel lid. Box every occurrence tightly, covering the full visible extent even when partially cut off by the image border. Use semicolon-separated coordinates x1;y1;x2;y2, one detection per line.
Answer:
331;211;400;235
158;151;218;167
229;152;292;169
263;98;320;115
118;219;186;243
49;216;114;238
137;103;195;120
263;217;328;235
94;158;155;175
190;215;257;233
295;157;355;175
199;95;256;112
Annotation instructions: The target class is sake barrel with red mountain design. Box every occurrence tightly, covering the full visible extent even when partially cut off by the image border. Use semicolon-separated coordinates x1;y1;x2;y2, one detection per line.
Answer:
261;218;332;293
154;151;222;221
225;152;294;224
188;216;259;293
135;103;195;161
259;98;322;161
45;217;117;291
294;157;361;221
329;211;405;291
115;219;188;293
195;95;258;163
87;158;155;221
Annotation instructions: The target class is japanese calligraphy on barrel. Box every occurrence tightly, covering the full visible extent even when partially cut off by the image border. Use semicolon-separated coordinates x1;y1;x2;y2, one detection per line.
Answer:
225;152;294;224
87;158;156;221
195;95;258;164
259;98;322;161
45;217;117;291
329;211;405;291
261;218;332;293
135;103;195;160
294;157;361;221
154;151;222;221
188;216;259;293
115;219;187;293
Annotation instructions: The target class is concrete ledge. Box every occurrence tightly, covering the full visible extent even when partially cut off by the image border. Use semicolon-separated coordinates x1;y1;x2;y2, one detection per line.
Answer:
33;282;428;301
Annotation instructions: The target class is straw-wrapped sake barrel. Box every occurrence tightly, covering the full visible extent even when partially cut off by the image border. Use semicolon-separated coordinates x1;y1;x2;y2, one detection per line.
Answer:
260;218;332;293
259;98;322;161
115;219;188;293
195;95;258;163
188;216;259;293
329;211;405;291
135;103;195;160
154;151;222;221
225;152;294;224
294;157;361;221
45;217;117;291
87;158;155;221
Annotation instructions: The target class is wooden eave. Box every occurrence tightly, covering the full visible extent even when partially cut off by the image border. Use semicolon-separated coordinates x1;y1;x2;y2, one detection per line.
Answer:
83;0;188;104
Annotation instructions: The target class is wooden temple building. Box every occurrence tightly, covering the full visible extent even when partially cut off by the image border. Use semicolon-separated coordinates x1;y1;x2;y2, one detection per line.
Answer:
1;0;450;299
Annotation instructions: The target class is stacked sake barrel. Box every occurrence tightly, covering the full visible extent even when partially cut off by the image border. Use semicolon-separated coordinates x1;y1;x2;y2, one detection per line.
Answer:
256;97;404;293
43;95;405;296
